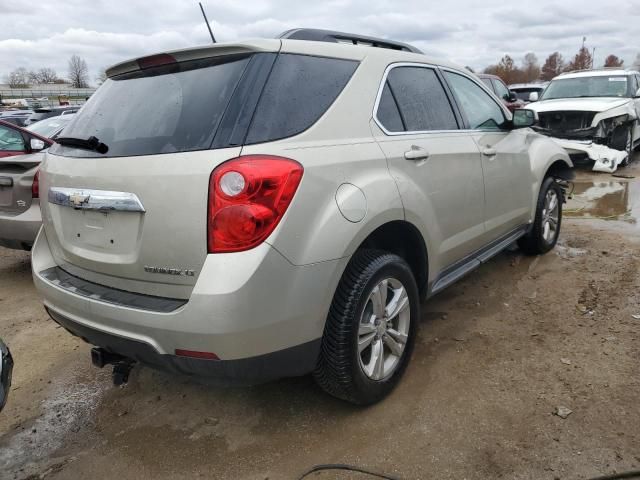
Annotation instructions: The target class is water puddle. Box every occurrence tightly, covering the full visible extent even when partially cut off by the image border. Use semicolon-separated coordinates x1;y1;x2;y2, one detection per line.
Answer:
0;370;109;476
565;177;640;229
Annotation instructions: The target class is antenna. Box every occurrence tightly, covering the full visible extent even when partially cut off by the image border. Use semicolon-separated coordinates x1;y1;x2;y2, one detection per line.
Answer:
199;2;216;44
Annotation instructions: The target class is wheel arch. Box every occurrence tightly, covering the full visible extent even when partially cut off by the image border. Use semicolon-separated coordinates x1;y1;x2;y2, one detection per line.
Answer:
355;220;429;298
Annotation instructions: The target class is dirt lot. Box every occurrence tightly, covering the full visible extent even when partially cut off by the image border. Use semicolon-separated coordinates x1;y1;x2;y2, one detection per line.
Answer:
1;157;639;480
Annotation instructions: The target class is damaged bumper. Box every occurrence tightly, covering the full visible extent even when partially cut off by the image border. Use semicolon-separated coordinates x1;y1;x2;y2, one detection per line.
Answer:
550;138;628;173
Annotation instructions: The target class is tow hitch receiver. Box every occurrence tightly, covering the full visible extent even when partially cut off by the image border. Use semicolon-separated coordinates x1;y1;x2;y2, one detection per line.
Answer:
91;347;136;386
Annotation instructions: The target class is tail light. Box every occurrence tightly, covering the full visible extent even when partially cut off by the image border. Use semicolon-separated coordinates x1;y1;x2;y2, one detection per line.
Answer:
208;155;303;253
32;170;39;199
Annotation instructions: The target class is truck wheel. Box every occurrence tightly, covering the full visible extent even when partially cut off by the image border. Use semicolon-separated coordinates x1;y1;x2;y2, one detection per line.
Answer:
612;125;633;167
518;176;562;255
314;249;419;405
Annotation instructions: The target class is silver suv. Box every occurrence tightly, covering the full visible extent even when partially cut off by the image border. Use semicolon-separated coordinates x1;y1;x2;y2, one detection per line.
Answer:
32;29;572;404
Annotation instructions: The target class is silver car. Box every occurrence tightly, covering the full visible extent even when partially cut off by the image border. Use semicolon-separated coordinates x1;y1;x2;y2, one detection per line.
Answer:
32;29;573;404
0;120;52;250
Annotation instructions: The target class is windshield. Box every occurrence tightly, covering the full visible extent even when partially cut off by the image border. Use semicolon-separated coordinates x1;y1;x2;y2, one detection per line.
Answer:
50;54;251;158
26;115;74;138
541;76;629;100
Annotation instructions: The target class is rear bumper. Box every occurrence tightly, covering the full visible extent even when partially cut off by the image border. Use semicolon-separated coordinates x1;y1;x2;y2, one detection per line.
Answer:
46;307;321;385
0;200;41;250
32;228;348;383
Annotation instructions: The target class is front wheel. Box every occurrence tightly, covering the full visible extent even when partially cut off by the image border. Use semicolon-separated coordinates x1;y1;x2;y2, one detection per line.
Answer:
314;250;419;405
518;176;562;255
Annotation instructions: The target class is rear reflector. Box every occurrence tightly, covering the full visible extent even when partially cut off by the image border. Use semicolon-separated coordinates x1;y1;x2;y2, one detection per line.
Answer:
174;349;219;360
137;53;177;70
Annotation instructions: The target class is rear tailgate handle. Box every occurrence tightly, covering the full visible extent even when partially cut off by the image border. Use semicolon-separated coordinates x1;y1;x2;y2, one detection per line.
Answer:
404;146;430;161
0;177;13;187
48;187;145;212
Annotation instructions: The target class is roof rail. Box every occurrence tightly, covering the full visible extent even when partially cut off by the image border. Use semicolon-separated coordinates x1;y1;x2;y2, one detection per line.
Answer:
559;67;628;75
278;28;422;54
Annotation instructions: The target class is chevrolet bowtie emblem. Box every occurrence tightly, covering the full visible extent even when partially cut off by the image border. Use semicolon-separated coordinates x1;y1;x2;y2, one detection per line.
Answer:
69;193;90;208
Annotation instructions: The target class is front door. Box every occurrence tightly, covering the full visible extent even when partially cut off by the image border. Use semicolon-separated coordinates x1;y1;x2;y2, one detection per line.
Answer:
441;70;533;240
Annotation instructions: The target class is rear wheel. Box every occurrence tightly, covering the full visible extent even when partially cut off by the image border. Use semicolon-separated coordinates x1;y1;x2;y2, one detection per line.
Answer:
314;250;419;405
518;176;562;255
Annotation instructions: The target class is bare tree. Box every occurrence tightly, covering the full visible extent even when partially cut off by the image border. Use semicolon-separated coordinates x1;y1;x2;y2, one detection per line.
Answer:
95;68;108;86
522;53;540;82
4;68;30;88
37;67;59;83
603;54;624;68
68;55;89;88
633;53;640;71
541;52;565;81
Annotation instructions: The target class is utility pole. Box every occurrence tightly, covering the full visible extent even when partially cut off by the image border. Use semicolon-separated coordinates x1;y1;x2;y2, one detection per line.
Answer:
591;47;596;68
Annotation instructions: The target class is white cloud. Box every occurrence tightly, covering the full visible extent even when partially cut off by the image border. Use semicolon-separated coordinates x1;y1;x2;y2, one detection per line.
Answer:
1;0;639;85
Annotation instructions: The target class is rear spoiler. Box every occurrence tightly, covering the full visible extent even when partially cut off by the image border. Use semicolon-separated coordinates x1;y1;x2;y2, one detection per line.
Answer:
106;39;281;78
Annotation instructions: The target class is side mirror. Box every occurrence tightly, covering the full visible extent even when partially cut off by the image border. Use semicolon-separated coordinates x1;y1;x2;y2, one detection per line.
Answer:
512;109;538;128
528;91;539;102
0;339;13;412
30;138;46;151
507;91;518;102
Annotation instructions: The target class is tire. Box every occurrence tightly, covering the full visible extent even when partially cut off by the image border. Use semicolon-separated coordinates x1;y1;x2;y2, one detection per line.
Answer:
314;249;419;405
518;176;563;255
611;125;633;167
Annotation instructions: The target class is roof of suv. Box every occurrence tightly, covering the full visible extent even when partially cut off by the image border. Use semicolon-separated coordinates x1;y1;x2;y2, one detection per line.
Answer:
557;69;638;80
106;33;467;79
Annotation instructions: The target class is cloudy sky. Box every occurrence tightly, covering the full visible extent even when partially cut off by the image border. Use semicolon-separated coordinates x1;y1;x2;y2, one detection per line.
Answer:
1;0;639;85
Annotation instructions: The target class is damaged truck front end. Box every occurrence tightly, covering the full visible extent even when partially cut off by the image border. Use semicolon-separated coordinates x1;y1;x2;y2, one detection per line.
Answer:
529;70;640;173
533;109;635;173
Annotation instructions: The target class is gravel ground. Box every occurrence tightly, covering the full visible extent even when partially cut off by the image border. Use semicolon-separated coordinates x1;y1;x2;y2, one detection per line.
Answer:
1;157;639;480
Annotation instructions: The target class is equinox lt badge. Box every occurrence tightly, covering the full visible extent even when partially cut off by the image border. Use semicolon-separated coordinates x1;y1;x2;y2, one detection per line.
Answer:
144;266;195;277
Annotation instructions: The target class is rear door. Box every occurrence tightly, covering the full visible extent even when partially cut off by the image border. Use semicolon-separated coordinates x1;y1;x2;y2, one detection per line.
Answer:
372;64;486;271
39;47;280;299
441;69;532;239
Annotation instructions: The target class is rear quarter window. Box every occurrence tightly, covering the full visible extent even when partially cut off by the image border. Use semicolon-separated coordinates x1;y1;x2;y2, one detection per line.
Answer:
244;54;358;144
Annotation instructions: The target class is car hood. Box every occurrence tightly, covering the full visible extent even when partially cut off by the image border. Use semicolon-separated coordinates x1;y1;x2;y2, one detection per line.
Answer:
527;97;630;114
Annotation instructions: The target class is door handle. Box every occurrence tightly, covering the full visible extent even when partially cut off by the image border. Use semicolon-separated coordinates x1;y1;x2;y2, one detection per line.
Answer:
482;147;497;157
404;146;430;161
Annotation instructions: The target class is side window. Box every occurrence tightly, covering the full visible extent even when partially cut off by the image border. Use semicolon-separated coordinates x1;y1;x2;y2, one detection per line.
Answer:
492;79;511;100
381;66;458;132
245;54;359;144
376;83;404;132
0;125;25;152
481;77;495;92
444;71;506;131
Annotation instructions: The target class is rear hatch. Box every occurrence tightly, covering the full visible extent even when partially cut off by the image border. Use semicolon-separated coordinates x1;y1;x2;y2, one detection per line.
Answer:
0;154;41;215
39;39;360;300
40;41;282;299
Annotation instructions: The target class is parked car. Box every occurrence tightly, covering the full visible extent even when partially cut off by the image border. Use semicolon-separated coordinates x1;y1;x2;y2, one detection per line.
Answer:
0;109;34;127
477;73;526;112
0;120;53;250
508;83;548;103
23;106;79;126
527;69;640;172
32;29;572;404
26;114;75;140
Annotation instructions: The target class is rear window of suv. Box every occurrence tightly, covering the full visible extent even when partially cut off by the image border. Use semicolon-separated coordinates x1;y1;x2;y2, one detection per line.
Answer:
51;53;358;158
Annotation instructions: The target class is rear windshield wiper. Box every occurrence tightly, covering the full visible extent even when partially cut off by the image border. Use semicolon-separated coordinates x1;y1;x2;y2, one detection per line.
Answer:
56;136;109;154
